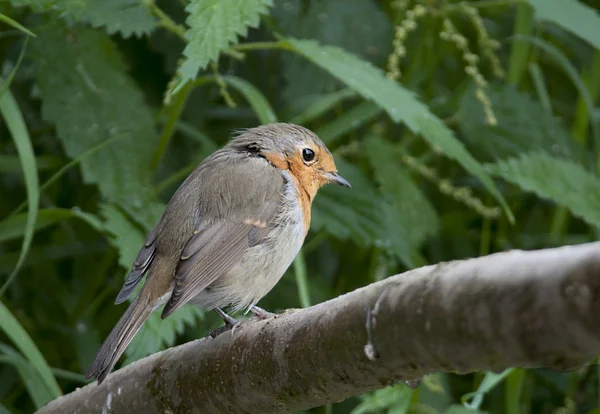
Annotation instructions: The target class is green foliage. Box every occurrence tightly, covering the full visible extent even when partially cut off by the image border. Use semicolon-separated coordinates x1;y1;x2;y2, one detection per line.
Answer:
176;0;273;92
10;0;156;37
30;24;160;224
528;0;600;51
0;85;38;295
365;135;439;267
0;302;61;407
2;0;600;412
487;152;600;229
283;37;513;221
459;84;577;162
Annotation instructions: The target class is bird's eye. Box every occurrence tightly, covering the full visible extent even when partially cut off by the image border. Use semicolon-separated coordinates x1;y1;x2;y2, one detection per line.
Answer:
302;148;315;162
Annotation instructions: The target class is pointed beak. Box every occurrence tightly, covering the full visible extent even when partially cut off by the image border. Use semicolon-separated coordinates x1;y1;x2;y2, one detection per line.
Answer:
324;172;351;188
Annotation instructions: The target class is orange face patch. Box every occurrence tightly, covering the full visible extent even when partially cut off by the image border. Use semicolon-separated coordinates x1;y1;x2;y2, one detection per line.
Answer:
263;151;289;170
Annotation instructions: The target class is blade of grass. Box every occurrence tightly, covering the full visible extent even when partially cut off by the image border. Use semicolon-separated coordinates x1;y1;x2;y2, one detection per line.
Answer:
0;351;54;409
505;368;526;414
224;75;278;125
528;63;552;114
0;36;29;98
0;208;103;243
315;101;383;145
10;133;127;216
0;301;61;401
0;13;36;37
151;82;193;170
572;51;600;145
507;3;534;85
0;84;39;296
289;88;357;125
513;35;599;161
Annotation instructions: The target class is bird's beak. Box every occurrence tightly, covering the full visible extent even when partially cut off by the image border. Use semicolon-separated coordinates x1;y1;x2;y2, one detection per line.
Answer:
323;172;351;188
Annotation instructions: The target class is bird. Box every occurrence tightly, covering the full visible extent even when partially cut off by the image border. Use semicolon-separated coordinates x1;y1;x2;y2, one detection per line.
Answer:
86;123;351;384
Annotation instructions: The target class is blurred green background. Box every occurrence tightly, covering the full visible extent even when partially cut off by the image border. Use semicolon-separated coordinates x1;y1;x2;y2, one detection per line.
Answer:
1;0;600;413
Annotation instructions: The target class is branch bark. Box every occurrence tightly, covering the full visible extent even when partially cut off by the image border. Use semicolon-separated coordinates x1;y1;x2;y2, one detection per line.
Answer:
38;242;600;414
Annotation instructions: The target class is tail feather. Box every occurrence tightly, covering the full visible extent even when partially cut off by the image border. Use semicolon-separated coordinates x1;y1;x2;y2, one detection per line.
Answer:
86;296;152;384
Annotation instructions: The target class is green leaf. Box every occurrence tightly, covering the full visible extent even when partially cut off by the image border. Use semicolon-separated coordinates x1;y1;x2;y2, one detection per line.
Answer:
0;301;61;404
487;152;600;229
459;84;578;162
0;345;55;409
224;75;277;124
315;101;384;145
0;13;35;37
100;204;204;365
176;0;273;91
0;84;39;296
288;88;357;125
365;136;439;266
351;383;413;414
283;37;513;222
11;0;156;37
312;158;384;246
31;24;160;224
527;0;600;51
0;36;29;99
0;208;102;243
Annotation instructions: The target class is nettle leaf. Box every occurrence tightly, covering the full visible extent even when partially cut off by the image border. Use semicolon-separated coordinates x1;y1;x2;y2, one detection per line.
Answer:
365;136;439;266
528;0;600;51
459;84;580;162
11;0;156;37
31;24;159;222
273;0;392;99
283;37;512;222
176;0;273;90
100;204;204;366
312;158;384;246
487;152;600;229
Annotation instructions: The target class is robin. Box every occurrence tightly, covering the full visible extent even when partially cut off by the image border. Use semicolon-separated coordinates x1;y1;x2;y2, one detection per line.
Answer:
86;123;351;384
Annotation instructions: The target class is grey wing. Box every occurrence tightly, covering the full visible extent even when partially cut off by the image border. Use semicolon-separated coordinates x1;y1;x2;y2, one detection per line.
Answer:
160;162;282;319
115;224;159;304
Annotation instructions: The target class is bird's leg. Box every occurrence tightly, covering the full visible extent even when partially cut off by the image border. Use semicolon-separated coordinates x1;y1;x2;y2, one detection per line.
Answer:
250;305;276;319
209;307;241;338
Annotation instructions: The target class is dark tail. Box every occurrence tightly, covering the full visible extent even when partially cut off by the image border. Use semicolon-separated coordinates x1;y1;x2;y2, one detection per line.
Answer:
86;296;153;384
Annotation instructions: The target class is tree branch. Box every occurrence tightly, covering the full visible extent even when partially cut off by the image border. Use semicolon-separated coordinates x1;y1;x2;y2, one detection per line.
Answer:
38;242;600;413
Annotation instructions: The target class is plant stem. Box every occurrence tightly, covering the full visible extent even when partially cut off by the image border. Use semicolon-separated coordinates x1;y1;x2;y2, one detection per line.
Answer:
507;2;534;85
293;250;311;308
230;41;291;52
150;3;186;41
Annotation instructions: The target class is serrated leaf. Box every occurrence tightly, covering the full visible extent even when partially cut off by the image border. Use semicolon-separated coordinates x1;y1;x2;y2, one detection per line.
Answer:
365;136;439;266
487;153;600;228
283;37;513;222
31;24;160;223
312;158;383;245
11;0;156;37
459;84;579;162
177;0;273;89
528;0;600;51
100;204;204;365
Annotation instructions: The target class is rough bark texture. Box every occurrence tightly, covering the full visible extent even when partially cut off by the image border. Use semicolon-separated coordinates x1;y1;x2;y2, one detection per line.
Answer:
38;242;600;414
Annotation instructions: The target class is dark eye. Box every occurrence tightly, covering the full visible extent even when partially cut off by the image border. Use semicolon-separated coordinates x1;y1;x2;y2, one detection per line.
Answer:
302;148;315;162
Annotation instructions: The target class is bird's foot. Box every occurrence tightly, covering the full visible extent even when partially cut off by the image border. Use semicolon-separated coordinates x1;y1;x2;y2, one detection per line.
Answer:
250;305;276;320
209;307;241;338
